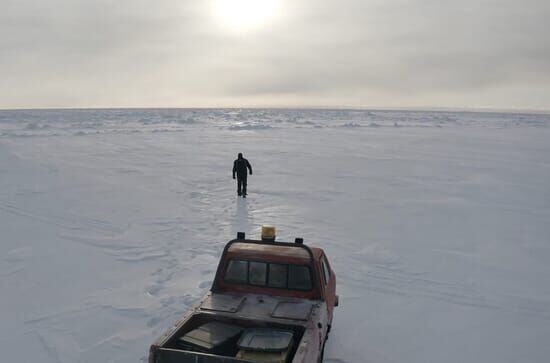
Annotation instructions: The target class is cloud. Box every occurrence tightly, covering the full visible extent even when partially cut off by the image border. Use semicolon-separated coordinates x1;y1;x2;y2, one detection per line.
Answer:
1;0;549;109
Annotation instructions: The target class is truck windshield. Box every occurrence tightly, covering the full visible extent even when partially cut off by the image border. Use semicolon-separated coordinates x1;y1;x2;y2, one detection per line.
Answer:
225;259;312;291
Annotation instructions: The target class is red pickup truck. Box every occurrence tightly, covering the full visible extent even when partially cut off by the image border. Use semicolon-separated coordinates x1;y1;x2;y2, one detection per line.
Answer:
149;228;338;363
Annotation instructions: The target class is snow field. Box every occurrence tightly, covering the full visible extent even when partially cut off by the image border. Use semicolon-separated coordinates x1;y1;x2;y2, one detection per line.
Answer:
1;109;549;362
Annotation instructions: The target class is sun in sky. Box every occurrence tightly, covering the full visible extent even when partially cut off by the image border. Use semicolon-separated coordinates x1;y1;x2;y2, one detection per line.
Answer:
213;0;279;32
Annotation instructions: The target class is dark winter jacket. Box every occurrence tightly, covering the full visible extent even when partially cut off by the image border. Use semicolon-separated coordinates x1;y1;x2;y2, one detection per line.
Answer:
233;156;252;179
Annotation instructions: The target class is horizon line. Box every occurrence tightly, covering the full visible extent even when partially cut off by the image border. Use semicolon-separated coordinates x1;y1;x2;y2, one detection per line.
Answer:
1;105;549;115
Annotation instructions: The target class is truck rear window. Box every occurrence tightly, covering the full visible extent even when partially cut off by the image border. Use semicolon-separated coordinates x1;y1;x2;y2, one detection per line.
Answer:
224;260;312;290
225;260;248;283
268;263;287;288
288;265;312;290
249;261;267;285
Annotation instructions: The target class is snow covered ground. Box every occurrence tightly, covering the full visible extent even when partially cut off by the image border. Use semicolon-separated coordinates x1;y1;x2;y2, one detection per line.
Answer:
1;108;549;363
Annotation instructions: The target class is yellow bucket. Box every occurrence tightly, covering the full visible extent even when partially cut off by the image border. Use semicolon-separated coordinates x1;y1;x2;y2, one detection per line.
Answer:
261;225;276;240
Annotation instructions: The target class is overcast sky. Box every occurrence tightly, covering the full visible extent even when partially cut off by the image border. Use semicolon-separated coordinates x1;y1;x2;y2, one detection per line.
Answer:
1;0;549;110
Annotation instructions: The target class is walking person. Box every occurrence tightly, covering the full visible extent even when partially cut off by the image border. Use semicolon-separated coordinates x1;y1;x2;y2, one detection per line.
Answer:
233;153;253;198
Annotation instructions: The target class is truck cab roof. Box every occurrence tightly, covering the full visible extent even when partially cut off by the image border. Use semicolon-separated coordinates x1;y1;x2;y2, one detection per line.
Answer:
226;241;323;265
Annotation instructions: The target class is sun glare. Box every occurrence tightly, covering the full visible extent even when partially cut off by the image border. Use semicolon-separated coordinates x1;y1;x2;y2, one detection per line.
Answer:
214;0;278;31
